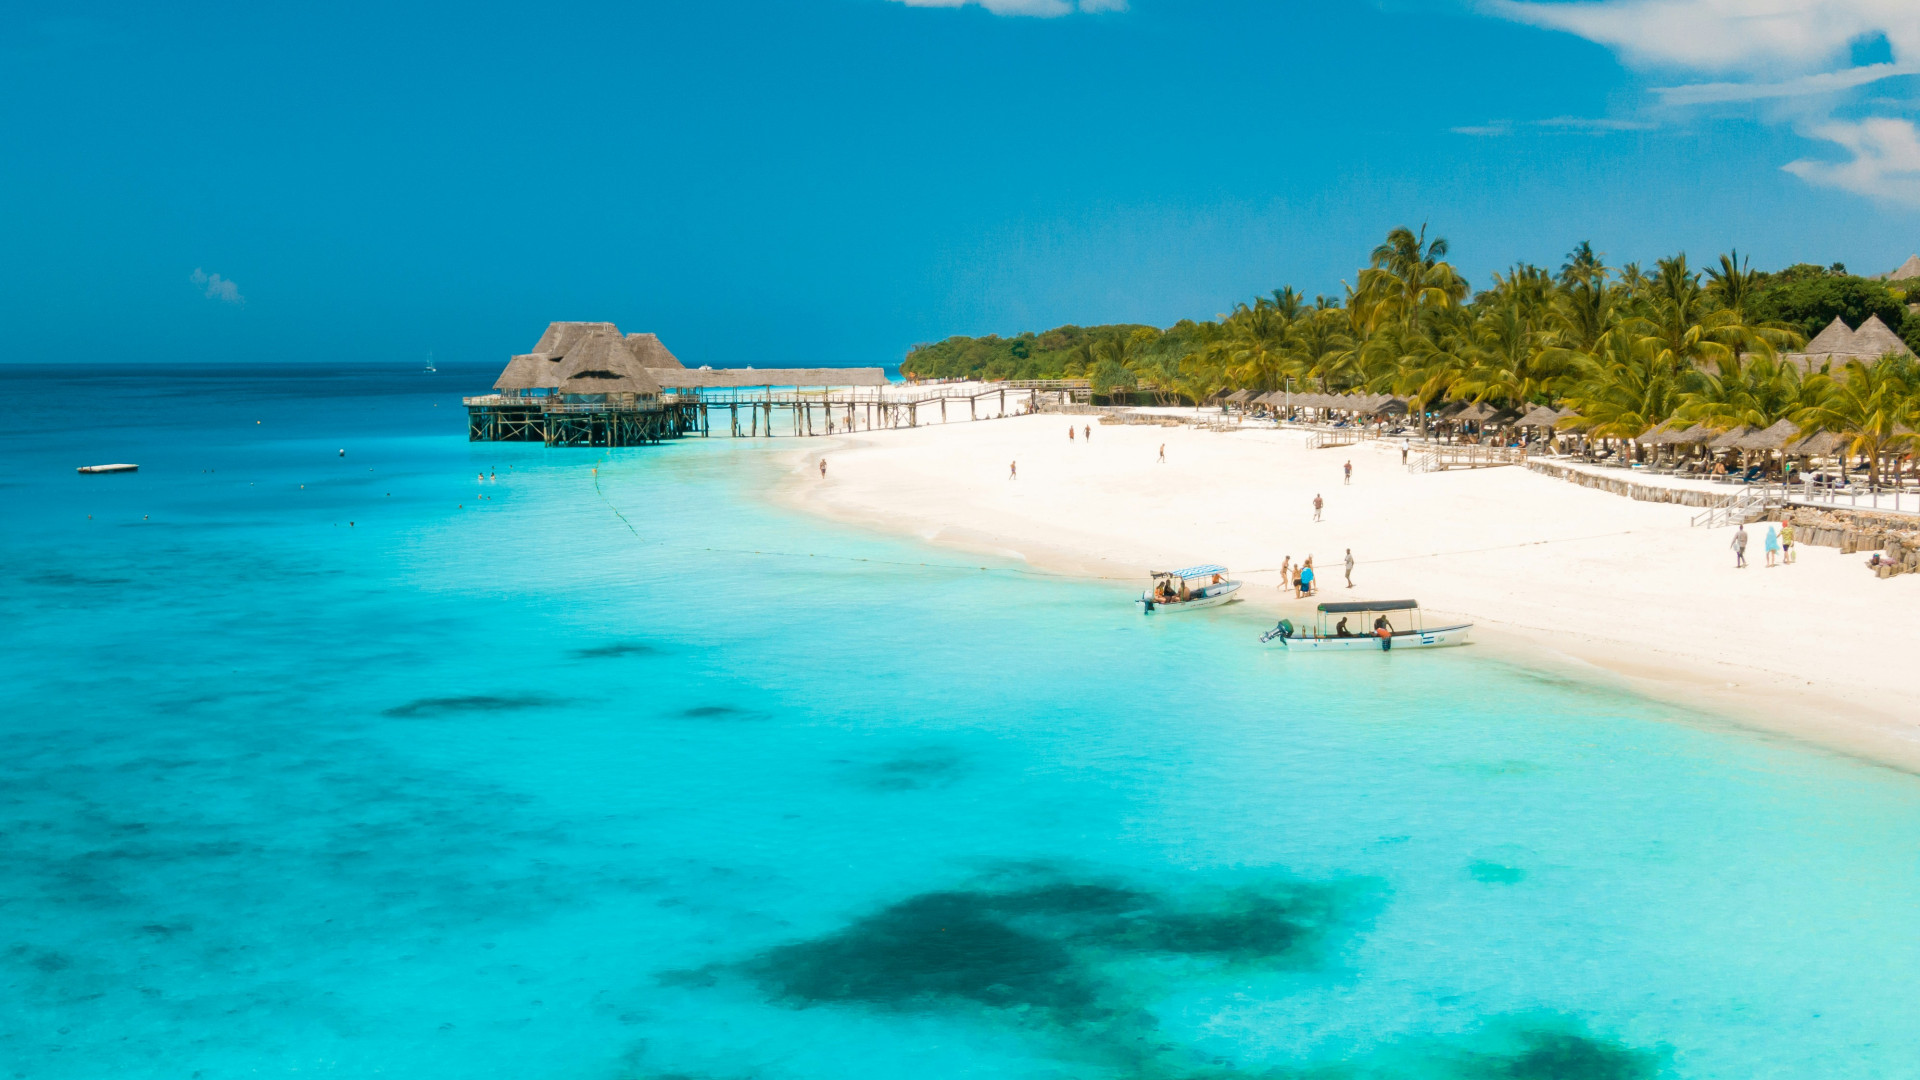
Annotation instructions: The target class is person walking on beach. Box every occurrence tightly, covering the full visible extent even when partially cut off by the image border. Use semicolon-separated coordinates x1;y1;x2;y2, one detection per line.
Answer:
1765;522;1780;567
1731;524;1747;568
1781;520;1796;564
1157;443;1166;464
1344;548;1354;588
1343;460;1352;485
1313;493;1324;521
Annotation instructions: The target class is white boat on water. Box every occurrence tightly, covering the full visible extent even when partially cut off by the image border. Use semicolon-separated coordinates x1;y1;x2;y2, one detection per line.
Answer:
1140;564;1243;613
1261;599;1470;651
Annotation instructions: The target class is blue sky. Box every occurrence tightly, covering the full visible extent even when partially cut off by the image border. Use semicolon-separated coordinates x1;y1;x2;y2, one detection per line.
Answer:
3;1;1917;368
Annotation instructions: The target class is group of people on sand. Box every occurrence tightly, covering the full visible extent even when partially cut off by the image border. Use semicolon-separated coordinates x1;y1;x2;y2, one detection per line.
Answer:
1729;520;1796;569
1279;556;1316;597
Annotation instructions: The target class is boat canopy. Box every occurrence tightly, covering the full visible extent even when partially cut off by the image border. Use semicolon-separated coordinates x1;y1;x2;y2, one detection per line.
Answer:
1160;564;1228;580
1317;600;1418;614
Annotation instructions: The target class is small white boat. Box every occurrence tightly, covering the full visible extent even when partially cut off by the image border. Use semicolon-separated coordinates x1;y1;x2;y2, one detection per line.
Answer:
1261;599;1470;651
1140;563;1243;613
77;463;139;474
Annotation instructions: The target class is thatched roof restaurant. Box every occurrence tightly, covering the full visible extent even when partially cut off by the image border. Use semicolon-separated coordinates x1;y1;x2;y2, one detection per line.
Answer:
490;322;888;398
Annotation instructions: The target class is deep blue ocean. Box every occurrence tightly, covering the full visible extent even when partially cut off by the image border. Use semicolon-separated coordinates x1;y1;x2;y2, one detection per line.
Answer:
4;364;1919;1079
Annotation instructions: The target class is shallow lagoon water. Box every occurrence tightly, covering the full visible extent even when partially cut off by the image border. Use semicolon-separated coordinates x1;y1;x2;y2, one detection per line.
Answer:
3;365;1919;1079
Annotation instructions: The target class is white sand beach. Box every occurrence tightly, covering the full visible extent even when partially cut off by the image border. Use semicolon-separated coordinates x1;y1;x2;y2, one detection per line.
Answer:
787;415;1920;771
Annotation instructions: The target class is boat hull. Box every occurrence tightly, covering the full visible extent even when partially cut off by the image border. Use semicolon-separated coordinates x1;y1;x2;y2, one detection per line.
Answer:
1141;581;1242;613
1276;624;1471;650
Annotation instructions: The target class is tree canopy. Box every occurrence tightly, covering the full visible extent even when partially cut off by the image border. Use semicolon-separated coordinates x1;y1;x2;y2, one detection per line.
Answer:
899;229;1920;461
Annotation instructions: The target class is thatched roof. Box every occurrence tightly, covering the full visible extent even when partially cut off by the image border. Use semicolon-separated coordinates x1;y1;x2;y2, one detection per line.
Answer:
1882;255;1920;281
1786;430;1848;456
1803;316;1855;355
492;353;554;392
1735;418;1800;451
555;328;663;396
531;321;621;356
1637;420;1685;446
1708;425;1754;450
1786;314;1915;370
1852;315;1913;358
624;333;685;370
656;367;891;389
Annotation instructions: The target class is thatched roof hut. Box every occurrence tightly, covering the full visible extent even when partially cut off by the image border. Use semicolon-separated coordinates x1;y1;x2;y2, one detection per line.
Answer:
1786;430;1848;456
1708;425;1754;450
1734;419;1801;452
1785;314;1915;370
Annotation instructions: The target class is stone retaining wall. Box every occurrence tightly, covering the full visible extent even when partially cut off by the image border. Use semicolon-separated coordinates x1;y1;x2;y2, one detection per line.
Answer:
1525;460;1732;508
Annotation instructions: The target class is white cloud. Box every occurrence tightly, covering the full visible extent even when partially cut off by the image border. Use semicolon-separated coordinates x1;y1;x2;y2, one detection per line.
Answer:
886;0;1124;15
1485;0;1920;205
1784;116;1920;202
1654;62;1918;105
190;267;244;304
1486;0;1920;73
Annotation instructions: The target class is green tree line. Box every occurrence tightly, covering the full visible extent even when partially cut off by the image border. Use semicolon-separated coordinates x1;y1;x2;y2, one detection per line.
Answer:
902;229;1920;477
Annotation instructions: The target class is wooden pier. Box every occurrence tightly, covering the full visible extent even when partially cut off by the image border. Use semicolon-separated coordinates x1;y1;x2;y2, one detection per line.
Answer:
464;397;703;446
465;386;1060;447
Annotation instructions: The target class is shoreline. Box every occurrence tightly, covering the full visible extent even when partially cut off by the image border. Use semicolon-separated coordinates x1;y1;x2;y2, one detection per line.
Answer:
772;417;1920;774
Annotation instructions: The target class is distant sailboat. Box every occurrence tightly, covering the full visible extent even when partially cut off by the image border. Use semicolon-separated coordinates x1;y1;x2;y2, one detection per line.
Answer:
423;351;438;374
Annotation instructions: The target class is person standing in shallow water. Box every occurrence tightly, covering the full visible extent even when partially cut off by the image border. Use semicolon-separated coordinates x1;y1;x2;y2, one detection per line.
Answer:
1731;524;1747;568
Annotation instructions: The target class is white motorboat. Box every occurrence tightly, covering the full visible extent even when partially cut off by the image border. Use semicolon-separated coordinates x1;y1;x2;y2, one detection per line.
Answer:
1140;564;1243;613
1261;599;1470;651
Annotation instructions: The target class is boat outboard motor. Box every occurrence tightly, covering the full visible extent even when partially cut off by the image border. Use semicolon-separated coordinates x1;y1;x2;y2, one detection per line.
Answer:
1259;619;1293;644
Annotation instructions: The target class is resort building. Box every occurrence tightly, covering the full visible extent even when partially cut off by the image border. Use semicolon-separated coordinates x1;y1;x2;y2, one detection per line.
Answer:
467;321;891;446
1782;315;1915;371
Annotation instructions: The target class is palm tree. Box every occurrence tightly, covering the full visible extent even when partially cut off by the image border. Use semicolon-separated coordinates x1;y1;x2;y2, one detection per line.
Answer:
1560;327;1692;446
1704;248;1762;316
1797;357;1920;487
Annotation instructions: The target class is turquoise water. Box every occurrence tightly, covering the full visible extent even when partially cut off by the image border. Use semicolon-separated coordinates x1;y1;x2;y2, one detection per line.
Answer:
4;365;1920;1079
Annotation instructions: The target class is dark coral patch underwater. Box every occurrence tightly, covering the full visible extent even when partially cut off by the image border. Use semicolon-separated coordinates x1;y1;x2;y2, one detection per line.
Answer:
381;695;554;717
736;875;1378;1026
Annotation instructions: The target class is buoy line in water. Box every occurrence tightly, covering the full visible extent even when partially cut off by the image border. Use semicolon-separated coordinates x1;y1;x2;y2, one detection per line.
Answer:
592;457;643;539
